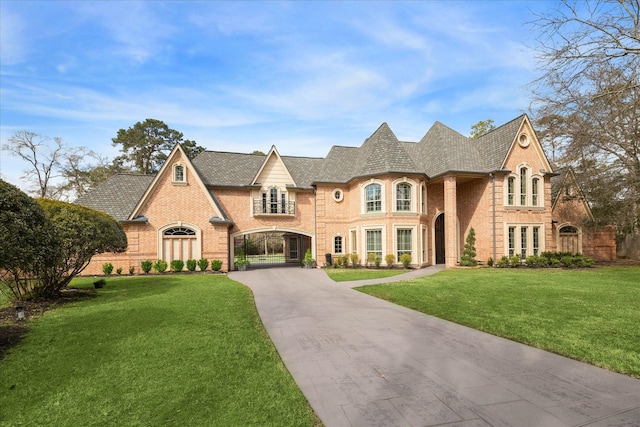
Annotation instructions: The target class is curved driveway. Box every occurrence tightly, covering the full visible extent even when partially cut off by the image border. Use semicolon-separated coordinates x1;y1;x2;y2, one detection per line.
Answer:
229;267;640;427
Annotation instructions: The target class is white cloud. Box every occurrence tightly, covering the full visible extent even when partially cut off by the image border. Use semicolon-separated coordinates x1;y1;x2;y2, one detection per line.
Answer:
0;6;28;65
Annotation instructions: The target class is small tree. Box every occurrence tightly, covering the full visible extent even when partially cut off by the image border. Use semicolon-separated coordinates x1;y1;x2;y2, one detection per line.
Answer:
0;180;61;300
102;263;114;275
400;253;412;269
460;227;478;266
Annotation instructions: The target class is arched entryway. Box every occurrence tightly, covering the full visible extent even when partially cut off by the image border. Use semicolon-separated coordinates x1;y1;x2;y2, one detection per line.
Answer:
159;223;201;263
434;213;445;264
558;224;580;254
232;229;312;269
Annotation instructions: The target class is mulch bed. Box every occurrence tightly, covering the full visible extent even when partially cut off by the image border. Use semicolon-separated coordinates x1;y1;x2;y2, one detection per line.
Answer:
0;289;96;360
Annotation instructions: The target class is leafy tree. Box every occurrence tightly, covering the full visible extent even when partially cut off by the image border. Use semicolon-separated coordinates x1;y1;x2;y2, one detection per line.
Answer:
530;1;640;235
2;131;69;198
182;140;206;159
251;150;266;155
58;150;128;200
469;119;496;138
36;199;128;297
0;180;61;300
460;227;478;266
112;119;184;174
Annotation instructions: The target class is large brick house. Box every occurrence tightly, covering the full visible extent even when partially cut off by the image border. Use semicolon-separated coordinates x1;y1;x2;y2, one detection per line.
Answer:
77;114;615;274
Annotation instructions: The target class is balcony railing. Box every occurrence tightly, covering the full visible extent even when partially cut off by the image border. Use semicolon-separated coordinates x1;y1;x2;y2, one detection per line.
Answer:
253;199;296;215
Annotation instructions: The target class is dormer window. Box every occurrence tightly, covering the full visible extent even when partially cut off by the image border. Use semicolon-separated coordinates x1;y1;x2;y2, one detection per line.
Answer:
173;164;186;184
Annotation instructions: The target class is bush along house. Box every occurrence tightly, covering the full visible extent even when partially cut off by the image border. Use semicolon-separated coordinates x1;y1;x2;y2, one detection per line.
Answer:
77;114;616;274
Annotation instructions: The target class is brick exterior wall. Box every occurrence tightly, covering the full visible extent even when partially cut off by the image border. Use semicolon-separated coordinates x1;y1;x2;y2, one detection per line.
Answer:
83;121;617;274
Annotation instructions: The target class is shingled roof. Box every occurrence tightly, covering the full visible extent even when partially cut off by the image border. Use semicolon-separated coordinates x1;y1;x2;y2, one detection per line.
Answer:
76;174;154;221
77;115;532;218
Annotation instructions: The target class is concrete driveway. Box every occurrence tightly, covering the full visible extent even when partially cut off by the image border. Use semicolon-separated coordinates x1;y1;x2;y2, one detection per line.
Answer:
229;267;640;427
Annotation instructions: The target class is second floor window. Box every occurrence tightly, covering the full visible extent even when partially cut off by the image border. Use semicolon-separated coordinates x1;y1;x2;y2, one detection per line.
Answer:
507;177;515;205
174;164;185;182
365;184;382;212
396;183;412;211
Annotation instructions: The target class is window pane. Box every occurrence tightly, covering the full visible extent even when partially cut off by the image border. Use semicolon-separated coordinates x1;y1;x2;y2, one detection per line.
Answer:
508;177;515;205
521;227;527;258
270;188;278;213
520;168;527;205
533;227;540;256
174;165;184;182
396;183;411;211
532;178;539;206
366;229;382;257
334;236;343;254
397;229;412;260
508;226;515;256
366;184;382;212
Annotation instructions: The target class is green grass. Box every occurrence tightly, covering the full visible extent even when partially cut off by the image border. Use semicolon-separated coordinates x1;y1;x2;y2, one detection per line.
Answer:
356;266;640;378
0;275;320;427
324;268;408;282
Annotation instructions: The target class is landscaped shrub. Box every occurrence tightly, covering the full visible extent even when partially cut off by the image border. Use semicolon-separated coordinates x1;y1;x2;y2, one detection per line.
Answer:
525;255;540;268
171;259;185;272
153;259;168;273
400;253;412;269
102;263;114;276
93;278;106;288
374;256;382;268
336;255;348;268
129;266;135;275
116;267;123;275
496;256;509;268
141;260;153;274
487;257;494;267
186;259;197;272
197;258;209;272
350;253;359;267
366;253;376;268
509;254;521;267
460;227;478;266
211;259;222;271
385;254;395;268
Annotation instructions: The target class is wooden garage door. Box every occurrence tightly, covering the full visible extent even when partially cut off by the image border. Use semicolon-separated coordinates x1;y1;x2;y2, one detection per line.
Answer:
162;227;197;262
559;226;579;254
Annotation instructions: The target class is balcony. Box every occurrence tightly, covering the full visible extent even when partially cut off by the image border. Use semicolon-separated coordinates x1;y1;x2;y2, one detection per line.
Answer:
253;199;296;216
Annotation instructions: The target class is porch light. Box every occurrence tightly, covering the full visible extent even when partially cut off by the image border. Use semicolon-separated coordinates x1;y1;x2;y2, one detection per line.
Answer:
15;305;25;321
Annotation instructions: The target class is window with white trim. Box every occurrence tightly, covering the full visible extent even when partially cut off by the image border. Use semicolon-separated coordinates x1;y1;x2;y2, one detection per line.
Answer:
396;183;412;211
396;229;412;261
505;165;544;208
365;184;382;212
506;224;545;258
366;229;382;258
334;236;343;254
173;164;185;183
420;183;426;214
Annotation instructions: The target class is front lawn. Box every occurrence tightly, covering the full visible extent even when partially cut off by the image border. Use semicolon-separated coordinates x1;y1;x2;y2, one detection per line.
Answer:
356;266;640;378
324;268;408;282
0;275;320;426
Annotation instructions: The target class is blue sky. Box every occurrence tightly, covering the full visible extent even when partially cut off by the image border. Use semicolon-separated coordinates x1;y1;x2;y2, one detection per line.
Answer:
0;1;553;191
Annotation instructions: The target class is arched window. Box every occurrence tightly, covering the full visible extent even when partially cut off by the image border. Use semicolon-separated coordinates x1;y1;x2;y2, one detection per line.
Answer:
507;177;515;205
520;167;527;205
532;177;539;206
163;226;195;236
365;184;382;212
173;164;185;183
396;183;412;211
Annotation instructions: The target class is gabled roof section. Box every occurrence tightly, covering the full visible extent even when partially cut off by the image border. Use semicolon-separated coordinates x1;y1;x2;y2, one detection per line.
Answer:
551;167;594;219
76;174;155;221
484;114;553;173
129;144;227;221
191;150;322;189
251;145;296;187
